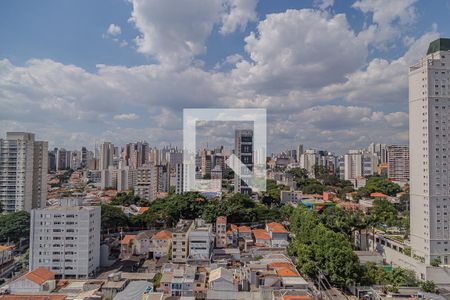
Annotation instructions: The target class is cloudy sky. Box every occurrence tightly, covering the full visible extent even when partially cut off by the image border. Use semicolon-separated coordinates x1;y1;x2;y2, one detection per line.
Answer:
1;0;449;154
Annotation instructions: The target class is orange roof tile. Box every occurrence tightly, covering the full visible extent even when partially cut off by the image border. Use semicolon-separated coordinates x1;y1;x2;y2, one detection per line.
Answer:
230;224;238;231
252;229;270;240
238;226;251;233
138;207;149;213
370;192;388;198
0;245;14;251
152;230;172;240
121;235;136;245
267;222;288;233
24;267;55;285
276;267;299;277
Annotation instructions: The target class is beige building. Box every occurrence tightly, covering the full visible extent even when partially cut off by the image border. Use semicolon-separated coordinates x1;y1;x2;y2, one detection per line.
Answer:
0;132;47;212
172;220;194;263
134;164;157;202
215;216;227;248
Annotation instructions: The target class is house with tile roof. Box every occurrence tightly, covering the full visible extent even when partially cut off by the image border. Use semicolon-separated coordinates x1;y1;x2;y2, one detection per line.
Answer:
120;235;136;259
134;231;153;256
266;222;289;248
8;267;56;294
252;229;271;247
150;230;172;258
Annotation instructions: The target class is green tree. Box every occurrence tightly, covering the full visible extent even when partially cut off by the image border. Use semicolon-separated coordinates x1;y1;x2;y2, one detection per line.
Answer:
371;198;399;228
421;280;437;293
101;204;129;232
0;211;30;243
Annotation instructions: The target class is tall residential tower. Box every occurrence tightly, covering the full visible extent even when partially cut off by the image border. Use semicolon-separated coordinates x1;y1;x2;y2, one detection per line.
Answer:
0;132;48;212
410;38;450;264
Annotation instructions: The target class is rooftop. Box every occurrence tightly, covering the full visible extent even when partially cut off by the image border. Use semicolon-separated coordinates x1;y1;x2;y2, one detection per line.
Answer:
427;38;450;55
24;267;55;285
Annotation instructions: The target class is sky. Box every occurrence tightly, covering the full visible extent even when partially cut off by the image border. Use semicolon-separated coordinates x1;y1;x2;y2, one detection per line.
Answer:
1;0;450;154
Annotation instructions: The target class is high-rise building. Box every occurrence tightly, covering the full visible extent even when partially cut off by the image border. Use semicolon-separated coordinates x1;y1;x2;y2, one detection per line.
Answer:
81;146;87;168
56;148;69;170
387;145;410;183
29;199;101;279
341;150;377;181
296;144;304;163
134;164;157;202
368;143;388;165
0;132;48;212
175;163;184;194
409;38;450;265
234;129;253;195
99;142;114;170
48;148;57;172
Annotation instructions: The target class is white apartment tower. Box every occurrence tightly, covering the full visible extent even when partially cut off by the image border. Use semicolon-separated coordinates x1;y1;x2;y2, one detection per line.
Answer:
0;132;48;212
29;199;101;278
410;38;450;264
342;150;377;181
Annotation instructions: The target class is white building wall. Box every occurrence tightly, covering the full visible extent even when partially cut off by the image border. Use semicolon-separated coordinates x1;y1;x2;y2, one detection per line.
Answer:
29;205;101;278
410;45;450;264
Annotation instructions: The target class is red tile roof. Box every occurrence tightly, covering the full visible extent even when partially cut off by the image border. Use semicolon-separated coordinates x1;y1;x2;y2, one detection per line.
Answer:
24;267;55;285
121;235;136;245
138;207;149;214
267;222;288;233
370;192;388;198
252;229;270;240
152;230;172;240
238;226;251;233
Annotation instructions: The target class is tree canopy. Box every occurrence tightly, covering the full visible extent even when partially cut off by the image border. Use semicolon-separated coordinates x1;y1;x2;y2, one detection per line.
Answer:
0;211;30;243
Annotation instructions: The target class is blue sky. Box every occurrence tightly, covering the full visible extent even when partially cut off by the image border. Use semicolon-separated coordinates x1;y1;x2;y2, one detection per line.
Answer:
0;0;449;153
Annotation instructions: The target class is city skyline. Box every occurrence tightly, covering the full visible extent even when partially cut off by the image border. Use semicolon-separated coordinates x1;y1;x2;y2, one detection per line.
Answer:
1;0;450;153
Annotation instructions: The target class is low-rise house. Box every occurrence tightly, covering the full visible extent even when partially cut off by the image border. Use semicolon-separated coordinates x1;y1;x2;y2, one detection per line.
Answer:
0;245;13;268
252;229;271;247
188;219;213;262
159;264;197;298
266;222;289;248
150;230;172;259
134;231;152;256
120;235;136;259
226;224;238;247
8;267;56;294
113;280;153;300
102;273;129;299
207;267;238;300
238;226;252;240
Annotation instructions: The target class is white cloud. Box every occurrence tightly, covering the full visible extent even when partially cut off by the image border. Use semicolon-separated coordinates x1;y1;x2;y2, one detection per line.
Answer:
233;9;367;93
314;0;335;10
353;0;418;46
129;0;258;67
113;113;140;120
106;24;122;37
220;0;258;35
1;4;434;152
129;0;223;67
322;30;439;105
